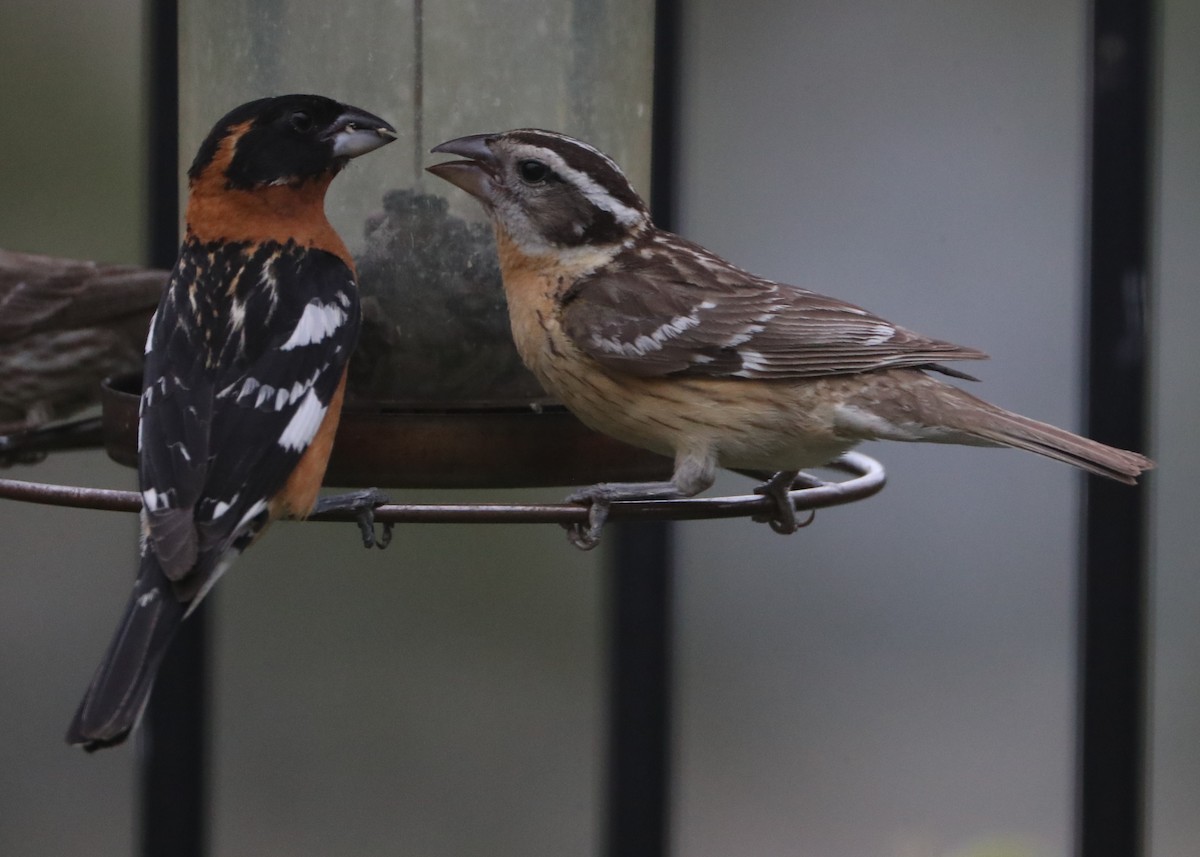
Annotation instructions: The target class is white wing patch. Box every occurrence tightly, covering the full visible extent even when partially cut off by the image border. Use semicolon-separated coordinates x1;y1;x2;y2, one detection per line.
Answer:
142;487;169;512
737;350;771;374
277;388;327;452
280;299;348;351
593;312;701;357
223;369;322;412
862;324;896;346
236;498;269;532
228;297;247;333
144;310;158;354
141;374;183;409
210;493;240;520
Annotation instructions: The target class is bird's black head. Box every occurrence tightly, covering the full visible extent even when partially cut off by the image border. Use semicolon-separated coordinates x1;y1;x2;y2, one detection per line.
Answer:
188;94;396;190
427;129;650;252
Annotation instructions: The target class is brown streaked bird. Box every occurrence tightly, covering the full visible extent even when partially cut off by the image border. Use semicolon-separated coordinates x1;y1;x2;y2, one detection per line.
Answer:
0;249;167;461
428;129;1153;549
66;94;397;751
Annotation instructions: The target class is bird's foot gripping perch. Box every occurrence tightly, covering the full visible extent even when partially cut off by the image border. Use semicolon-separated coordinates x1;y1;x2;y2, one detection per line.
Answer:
559;480;681;551
561;458;716;550
749;470;817;534
312;489;393;549
562;484;621;551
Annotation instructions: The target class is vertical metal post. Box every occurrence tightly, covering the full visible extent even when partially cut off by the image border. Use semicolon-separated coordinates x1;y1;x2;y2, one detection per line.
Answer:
604;522;674;857
141;1;210;856
602;3;680;857
1078;0;1153;855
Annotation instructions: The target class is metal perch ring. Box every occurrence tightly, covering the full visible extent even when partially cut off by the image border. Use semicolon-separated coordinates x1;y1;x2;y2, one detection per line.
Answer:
0;452;885;526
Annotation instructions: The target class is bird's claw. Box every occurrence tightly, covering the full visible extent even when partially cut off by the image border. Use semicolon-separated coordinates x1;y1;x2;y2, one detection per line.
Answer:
559;479;691;549
751;471;814;535
313;489;393;549
562;487;612;551
565;501;609;551
357;508;393;550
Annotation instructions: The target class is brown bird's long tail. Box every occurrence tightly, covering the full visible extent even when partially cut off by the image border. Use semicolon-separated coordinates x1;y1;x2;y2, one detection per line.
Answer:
65;553;185;751
923;380;1153;484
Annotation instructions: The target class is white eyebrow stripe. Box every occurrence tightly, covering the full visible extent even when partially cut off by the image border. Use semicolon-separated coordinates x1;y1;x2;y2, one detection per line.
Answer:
513;143;646;227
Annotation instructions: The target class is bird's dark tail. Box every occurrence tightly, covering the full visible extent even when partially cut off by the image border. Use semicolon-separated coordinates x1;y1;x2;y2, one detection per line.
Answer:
65;553;185;751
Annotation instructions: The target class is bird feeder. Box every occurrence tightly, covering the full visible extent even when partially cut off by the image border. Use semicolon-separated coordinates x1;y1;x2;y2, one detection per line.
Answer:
4;0;888;516
0;6;889;855
149;0;660;487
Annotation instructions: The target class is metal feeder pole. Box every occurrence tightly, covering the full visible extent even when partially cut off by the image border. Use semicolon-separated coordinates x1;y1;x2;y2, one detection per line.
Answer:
1078;1;1154;856
603;3;681;856
141;2;210;856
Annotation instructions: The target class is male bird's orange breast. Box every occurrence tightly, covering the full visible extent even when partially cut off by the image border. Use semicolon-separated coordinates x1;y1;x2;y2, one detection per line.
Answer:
186;182;354;272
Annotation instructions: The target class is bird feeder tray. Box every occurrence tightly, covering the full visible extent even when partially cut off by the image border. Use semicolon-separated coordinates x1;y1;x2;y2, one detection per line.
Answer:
99;374;674;489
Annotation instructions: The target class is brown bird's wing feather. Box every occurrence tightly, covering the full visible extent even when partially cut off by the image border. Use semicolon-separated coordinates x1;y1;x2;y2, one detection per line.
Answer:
561;231;987;381
0;249;165;343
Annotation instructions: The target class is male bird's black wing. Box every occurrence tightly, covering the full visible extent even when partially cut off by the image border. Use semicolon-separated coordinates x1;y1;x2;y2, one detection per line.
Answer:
139;239;360;603
561;232;987;380
67;247;219;749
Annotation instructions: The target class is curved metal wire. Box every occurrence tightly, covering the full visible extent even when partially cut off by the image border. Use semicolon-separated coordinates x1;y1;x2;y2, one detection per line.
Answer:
0;452;885;525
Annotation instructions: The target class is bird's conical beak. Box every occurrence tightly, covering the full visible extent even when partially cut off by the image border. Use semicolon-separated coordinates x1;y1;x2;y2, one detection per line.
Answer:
427;134;500;203
324;107;398;160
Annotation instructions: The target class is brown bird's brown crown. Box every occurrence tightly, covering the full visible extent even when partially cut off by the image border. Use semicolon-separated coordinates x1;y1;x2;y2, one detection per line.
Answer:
430;129;651;251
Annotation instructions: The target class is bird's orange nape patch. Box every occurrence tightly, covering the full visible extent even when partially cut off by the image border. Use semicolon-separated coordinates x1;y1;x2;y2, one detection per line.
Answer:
189;118;252;192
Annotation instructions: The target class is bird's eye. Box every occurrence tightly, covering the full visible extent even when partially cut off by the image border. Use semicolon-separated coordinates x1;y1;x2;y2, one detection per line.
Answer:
518;159;550;184
290;111;314;132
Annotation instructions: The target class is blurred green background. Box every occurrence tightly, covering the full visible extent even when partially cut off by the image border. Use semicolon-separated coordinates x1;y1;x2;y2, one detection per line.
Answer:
1;0;146;852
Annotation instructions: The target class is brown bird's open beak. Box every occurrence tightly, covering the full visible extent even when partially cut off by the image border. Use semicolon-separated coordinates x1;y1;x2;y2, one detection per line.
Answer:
427;134;500;203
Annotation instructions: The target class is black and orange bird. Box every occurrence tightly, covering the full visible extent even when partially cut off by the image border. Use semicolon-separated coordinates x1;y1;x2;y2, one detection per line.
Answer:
428;129;1153;549
66;95;397;750
0;249;166;463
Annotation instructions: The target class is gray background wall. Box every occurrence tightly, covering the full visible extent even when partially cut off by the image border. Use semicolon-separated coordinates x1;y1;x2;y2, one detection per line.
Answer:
0;1;1194;856
673;2;1084;855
